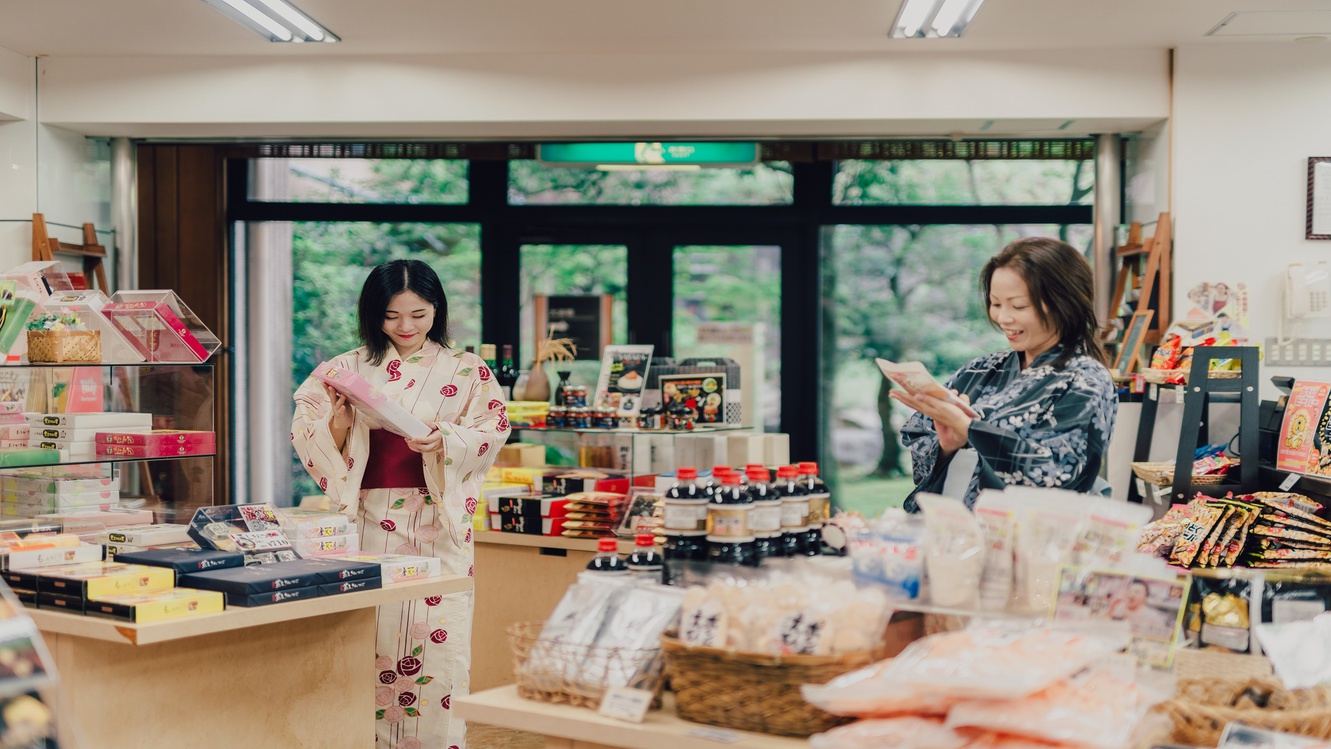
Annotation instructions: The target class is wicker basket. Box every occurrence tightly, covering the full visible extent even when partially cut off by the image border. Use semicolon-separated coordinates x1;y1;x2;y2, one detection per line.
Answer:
26;330;101;363
661;636;889;737
506;621;665;709
1131;460;1235;487
1157;678;1331;746
1143;367;1242;385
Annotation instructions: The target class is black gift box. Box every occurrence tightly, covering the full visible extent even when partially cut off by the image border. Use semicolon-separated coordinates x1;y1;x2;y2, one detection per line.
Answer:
180;560;323;595
318;578;381;596
226;586;320;607
112;548;245;577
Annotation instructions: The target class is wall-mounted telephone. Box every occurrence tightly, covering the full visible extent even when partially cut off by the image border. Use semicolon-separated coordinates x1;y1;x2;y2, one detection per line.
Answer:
1287;262;1331;319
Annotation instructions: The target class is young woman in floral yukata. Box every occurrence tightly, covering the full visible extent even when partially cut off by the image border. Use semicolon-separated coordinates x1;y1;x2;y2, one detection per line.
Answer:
895;237;1118;510
292;260;509;749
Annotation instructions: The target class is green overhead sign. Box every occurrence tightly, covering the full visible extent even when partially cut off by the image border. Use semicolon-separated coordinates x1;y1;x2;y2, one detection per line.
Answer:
537;142;760;167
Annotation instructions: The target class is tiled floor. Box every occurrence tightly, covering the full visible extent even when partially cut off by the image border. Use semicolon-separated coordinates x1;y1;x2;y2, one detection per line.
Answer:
469;723;545;749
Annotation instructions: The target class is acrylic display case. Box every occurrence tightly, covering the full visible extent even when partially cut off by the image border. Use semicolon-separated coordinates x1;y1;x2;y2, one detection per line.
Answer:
102;290;222;363
36;290;146;363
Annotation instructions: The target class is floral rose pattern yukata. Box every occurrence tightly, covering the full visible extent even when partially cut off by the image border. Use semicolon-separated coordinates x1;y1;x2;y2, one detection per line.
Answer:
292;342;508;749
900;344;1117;510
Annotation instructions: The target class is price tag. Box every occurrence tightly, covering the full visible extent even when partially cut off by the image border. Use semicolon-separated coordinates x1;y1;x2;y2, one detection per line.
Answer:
597;687;653;723
1280;473;1301;491
684;727;742;744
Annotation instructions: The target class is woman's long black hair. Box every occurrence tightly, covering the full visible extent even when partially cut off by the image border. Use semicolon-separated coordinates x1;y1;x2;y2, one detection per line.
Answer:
980;237;1108;368
358;259;450;365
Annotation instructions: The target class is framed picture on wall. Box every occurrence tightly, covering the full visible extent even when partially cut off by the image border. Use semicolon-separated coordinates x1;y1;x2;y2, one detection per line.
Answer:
1307;157;1331;240
1113;310;1155;377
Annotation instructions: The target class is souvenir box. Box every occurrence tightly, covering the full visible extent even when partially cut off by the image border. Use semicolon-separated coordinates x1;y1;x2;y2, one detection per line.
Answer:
278;509;352;539
85;588;225;623
37;592;83;613
111;548;243;576
35;561;174;600
100;290;221;363
27;412;152;429
95;430;215;448
0;450;58;468
36;290;146;363
178;562;322;596
38;508;154;537
1;470;117;496
103;541;195;557
187;504;299;564
295;557;381;584
5;543;103;571
105;523;190;547
319;578;381;596
96;441;214;459
2;490;119;509
310;361;432;440
226;586;320;607
293;533;359;558
339;553;441;584
547;473;630;497
494;496;569;536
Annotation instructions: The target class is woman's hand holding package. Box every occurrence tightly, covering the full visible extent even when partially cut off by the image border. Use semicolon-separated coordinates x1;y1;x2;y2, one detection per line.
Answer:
325;384;355;451
406;424;444;454
890;389;973;456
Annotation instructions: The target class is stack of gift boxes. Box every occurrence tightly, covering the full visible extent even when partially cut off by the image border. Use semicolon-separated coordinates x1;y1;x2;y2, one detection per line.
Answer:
482;467;631;538
0;468;121;518
26;412;152;462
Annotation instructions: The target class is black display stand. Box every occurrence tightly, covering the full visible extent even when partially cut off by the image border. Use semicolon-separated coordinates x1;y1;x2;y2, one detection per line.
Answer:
1128;346;1260;504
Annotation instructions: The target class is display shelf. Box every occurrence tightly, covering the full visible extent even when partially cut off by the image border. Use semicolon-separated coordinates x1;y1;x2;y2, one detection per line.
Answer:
476;530;633;553
1259;466;1331;499
28;574;471;646
456;686;803;749
511;425;748;435
0;452;216;471
4;361;213;369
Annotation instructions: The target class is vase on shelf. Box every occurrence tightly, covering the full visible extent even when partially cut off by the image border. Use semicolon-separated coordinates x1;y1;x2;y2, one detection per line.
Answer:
523;360;551;403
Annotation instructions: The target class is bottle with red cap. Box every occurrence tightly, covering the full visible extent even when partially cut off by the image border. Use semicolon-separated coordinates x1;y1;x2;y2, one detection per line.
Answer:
798;461;830;554
586;538;630;574
773;465;811;557
707;473;757;566
627;534;664;583
746;467;783;559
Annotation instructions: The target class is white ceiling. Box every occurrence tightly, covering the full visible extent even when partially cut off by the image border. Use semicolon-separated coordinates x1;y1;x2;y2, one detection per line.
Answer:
2;0;1331;57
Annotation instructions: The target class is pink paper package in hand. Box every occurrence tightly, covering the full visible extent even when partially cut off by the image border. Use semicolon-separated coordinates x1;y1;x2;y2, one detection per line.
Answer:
311;361;433;440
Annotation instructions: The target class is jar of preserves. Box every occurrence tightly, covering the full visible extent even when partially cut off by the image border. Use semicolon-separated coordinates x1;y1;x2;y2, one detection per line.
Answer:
568;407;592;429
595;409;619;429
564;386;589;408
546;406;568;429
637;406;664;431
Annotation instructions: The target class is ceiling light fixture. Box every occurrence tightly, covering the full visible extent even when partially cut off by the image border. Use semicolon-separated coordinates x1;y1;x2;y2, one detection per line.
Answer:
201;0;339;43
890;0;987;38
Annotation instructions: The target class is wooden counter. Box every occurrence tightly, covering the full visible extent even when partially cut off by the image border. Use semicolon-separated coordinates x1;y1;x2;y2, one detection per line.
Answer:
473;531;638;692
457;685;804;749
37;575;471;749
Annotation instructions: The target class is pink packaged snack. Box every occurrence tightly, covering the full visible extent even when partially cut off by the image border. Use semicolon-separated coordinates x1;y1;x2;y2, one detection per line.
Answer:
809;718;968;749
802;660;959;717
311;361;432;439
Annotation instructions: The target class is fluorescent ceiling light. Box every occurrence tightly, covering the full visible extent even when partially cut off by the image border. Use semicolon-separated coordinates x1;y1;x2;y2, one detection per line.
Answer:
890;0;986;38
201;0;340;43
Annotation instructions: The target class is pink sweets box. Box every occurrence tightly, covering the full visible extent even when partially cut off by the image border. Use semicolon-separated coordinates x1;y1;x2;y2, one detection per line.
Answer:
100;291;221;364
310;362;432;440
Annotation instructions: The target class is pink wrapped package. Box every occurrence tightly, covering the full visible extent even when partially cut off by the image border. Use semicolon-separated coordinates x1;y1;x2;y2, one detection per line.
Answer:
802;660;960;717
311;361;432;439
809;718;968;749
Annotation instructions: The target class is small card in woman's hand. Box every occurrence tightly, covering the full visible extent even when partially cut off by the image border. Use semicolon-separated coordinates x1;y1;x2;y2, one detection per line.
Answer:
875;359;978;416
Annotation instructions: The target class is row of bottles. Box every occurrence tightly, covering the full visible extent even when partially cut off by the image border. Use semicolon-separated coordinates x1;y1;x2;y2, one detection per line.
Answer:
475;343;519;401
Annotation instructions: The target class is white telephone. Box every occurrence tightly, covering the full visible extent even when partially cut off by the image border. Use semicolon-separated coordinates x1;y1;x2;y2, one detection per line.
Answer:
1287;262;1331;319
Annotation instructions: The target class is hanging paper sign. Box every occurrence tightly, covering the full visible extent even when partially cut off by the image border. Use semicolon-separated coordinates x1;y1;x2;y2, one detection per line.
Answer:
593;344;653;419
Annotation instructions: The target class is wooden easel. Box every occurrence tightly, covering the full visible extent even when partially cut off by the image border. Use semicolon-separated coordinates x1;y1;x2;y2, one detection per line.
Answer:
1107;212;1172;347
29;214;158;502
31;213;109;292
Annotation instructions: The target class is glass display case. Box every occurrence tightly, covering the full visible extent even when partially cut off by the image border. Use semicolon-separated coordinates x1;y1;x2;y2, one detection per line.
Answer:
0;362;216;525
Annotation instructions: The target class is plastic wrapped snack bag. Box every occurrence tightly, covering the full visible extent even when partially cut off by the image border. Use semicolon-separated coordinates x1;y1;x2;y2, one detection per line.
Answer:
808;717;968;749
522;574;626;690
973;491;1018;613
1220;722;1331;749
878;622;1130;700
917;494;984;609
801;660;960;718
1008;488;1084;614
1254;613;1331;691
849;510;925;600
576;583;684;692
945;655;1174;749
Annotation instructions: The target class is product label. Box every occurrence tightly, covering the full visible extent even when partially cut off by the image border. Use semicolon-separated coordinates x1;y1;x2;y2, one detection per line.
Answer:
707;506;751;538
806;493;831;523
680;599;728;648
749;505;782;534
663;503;707;531
773;611;830;656
780;499;811;530
598;687;654;723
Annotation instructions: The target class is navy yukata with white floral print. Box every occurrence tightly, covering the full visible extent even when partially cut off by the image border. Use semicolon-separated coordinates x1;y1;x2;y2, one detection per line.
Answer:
901;344;1118;511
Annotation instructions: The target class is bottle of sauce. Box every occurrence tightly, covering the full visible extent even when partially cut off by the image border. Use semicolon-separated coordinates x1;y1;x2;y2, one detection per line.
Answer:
746;467;783;559
497;345;519;401
585;538;629;574
707;473;756;566
663;467;709;533
798;461;830;555
627;534;664;583
773;465;811;557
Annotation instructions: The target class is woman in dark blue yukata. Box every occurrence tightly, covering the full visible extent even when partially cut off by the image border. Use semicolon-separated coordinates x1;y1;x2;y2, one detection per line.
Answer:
895;237;1118;510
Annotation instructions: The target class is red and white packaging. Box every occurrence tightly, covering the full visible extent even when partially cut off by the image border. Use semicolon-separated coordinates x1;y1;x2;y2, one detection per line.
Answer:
311;361;431;439
96;442;214;459
95;430;215;448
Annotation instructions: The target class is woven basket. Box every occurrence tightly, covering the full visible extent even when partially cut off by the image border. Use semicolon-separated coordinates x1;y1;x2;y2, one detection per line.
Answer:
661;636;889;737
507;621;665;710
1157;678;1331;746
1131;460;1235;487
1172;648;1274;683
1143;367;1242;385
27;330;101;363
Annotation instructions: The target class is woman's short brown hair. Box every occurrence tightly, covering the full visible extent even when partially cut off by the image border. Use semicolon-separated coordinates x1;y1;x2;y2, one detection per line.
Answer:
980;237;1108;368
